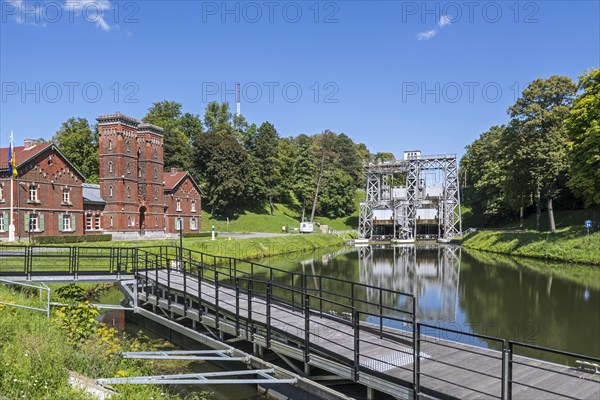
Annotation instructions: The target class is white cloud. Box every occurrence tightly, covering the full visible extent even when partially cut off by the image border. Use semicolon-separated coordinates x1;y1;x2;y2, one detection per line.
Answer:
63;0;113;31
417;30;437;41
438;15;451;28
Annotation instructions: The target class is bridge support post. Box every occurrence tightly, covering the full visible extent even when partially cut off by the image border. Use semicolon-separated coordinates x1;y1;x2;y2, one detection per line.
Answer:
367;387;374;400
304;363;311;376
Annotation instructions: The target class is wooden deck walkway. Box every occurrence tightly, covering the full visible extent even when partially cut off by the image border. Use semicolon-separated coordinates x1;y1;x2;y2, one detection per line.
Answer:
140;269;600;400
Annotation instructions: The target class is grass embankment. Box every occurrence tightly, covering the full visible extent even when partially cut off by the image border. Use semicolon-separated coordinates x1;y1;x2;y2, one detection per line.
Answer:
201;191;363;233
67;233;346;260
0;284;208;400
462;228;600;265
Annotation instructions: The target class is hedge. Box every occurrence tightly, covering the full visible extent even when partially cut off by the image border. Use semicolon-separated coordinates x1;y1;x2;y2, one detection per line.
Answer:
183;232;218;239
35;234;113;245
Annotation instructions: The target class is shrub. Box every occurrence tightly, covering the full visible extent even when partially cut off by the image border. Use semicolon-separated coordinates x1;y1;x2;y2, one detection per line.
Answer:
183;232;218;239
36;234;112;245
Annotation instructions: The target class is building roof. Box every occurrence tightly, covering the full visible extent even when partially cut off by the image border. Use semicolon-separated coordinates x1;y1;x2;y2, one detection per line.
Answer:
0;143;86;181
0;143;51;169
82;183;105;204
163;170;202;194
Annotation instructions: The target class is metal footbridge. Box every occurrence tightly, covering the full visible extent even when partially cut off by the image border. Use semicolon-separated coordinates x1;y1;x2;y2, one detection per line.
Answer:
1;244;599;399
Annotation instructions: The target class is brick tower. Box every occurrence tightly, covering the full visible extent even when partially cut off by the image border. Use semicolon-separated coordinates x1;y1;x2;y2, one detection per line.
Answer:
97;113;165;237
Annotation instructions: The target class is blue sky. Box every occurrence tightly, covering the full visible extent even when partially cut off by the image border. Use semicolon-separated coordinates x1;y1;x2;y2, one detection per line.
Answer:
1;0;599;158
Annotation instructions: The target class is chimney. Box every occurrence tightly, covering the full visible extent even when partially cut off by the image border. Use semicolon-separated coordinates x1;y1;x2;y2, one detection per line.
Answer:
170;167;178;174
23;139;36;149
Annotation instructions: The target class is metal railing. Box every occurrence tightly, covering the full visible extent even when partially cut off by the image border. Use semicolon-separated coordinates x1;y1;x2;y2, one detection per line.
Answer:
1;244;598;400
0;279;51;318
0;244;137;278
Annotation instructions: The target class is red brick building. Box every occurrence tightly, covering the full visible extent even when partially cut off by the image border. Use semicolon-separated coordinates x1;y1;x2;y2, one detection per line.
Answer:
1;113;202;242
0;140;86;240
164;169;202;234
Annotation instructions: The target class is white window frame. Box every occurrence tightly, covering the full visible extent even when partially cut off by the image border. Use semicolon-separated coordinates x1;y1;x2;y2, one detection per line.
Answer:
191;199;196;213
29;185;38;202
30;214;39;232
62;188;70;204
176;198;182;212
94;215;101;230
62;214;71;232
0;183;4;201
86;214;93;230
0;213;5;232
190;217;198;231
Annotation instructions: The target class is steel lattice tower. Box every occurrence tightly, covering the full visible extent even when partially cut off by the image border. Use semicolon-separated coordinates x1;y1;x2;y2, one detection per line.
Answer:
358;153;462;241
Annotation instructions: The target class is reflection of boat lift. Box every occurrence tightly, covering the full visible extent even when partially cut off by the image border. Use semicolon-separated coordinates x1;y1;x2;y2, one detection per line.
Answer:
358;245;461;320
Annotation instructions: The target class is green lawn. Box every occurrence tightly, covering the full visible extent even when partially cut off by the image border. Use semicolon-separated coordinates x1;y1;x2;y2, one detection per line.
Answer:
201;191;364;233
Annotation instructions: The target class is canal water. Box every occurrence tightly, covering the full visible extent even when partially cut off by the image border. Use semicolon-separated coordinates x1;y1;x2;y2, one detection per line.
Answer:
256;245;600;360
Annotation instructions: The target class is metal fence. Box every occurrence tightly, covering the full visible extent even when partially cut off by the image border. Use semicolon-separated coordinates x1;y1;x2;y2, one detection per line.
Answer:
1;244;598;399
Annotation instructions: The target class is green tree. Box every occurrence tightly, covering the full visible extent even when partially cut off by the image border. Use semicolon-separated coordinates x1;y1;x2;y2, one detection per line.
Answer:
318;169;357;218
52;118;99;183
193;131;251;215
334;133;362;187
507;76;577;232
567;68;600;223
310;130;339;221
142;100;198;172
461;125;513;223
290;135;317;220
246;122;282;215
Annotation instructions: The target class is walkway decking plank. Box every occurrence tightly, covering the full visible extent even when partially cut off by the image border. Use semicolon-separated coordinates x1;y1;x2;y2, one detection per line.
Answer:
142;269;600;400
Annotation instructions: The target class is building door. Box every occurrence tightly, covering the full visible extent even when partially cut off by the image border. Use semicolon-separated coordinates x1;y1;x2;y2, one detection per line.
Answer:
139;206;146;233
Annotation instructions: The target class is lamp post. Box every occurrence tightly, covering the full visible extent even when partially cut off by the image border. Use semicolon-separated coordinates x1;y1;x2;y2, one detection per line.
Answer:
179;217;184;269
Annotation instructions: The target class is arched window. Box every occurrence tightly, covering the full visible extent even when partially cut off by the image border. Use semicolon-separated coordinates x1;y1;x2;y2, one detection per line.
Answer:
126;140;130;153
138;167;142;178
127;186;131;198
176;198;182;212
109;186;113;197
126;163;131;175
191;199;196;212
108;162;113;173
109;216;114;227
108;140;113;150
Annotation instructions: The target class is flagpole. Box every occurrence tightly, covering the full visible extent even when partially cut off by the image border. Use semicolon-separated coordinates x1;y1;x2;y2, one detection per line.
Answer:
8;131;15;242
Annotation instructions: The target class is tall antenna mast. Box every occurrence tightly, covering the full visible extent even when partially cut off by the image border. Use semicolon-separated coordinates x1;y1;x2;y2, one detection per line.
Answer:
236;82;241;117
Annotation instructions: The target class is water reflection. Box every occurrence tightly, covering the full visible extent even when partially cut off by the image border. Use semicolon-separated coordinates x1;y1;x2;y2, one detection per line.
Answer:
258;245;600;358
358;245;461;322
